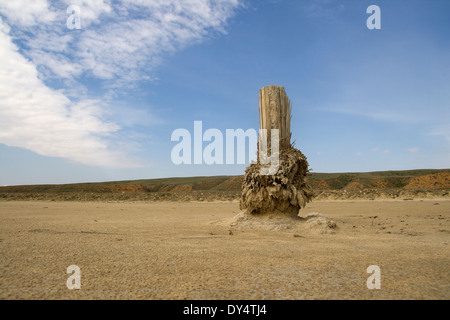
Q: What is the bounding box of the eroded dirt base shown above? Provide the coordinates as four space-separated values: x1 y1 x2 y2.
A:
222 210 337 235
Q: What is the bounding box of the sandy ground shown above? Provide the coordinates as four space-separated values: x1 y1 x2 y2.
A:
0 199 449 300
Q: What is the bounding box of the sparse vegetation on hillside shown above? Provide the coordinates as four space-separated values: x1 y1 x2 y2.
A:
0 169 449 201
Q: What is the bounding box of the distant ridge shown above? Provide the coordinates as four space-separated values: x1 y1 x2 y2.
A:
1 169 449 201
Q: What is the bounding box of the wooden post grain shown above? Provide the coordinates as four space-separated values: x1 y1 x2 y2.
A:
258 85 292 162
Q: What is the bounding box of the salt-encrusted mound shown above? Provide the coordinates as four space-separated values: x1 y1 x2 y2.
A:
226 211 337 234
303 213 337 234
240 147 314 215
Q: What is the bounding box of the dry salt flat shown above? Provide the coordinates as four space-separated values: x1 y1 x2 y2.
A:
0 199 449 300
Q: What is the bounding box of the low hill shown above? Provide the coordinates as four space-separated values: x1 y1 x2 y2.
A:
1 169 449 201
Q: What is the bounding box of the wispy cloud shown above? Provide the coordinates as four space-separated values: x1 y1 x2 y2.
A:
0 0 57 26
318 106 421 124
0 19 134 168
304 0 345 18
1 0 242 84
408 147 420 153
429 125 450 142
0 0 242 167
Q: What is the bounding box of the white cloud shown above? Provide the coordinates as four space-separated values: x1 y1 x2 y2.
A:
0 0 57 26
372 147 390 155
1 0 242 84
408 147 419 153
0 1 242 167
304 0 344 18
320 107 421 124
429 125 450 142
0 17 135 168
63 0 112 27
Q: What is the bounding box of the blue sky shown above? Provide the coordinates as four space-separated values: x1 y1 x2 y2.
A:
0 0 449 185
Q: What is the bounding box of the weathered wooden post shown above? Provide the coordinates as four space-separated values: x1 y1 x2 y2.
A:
258 85 292 156
240 85 313 217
